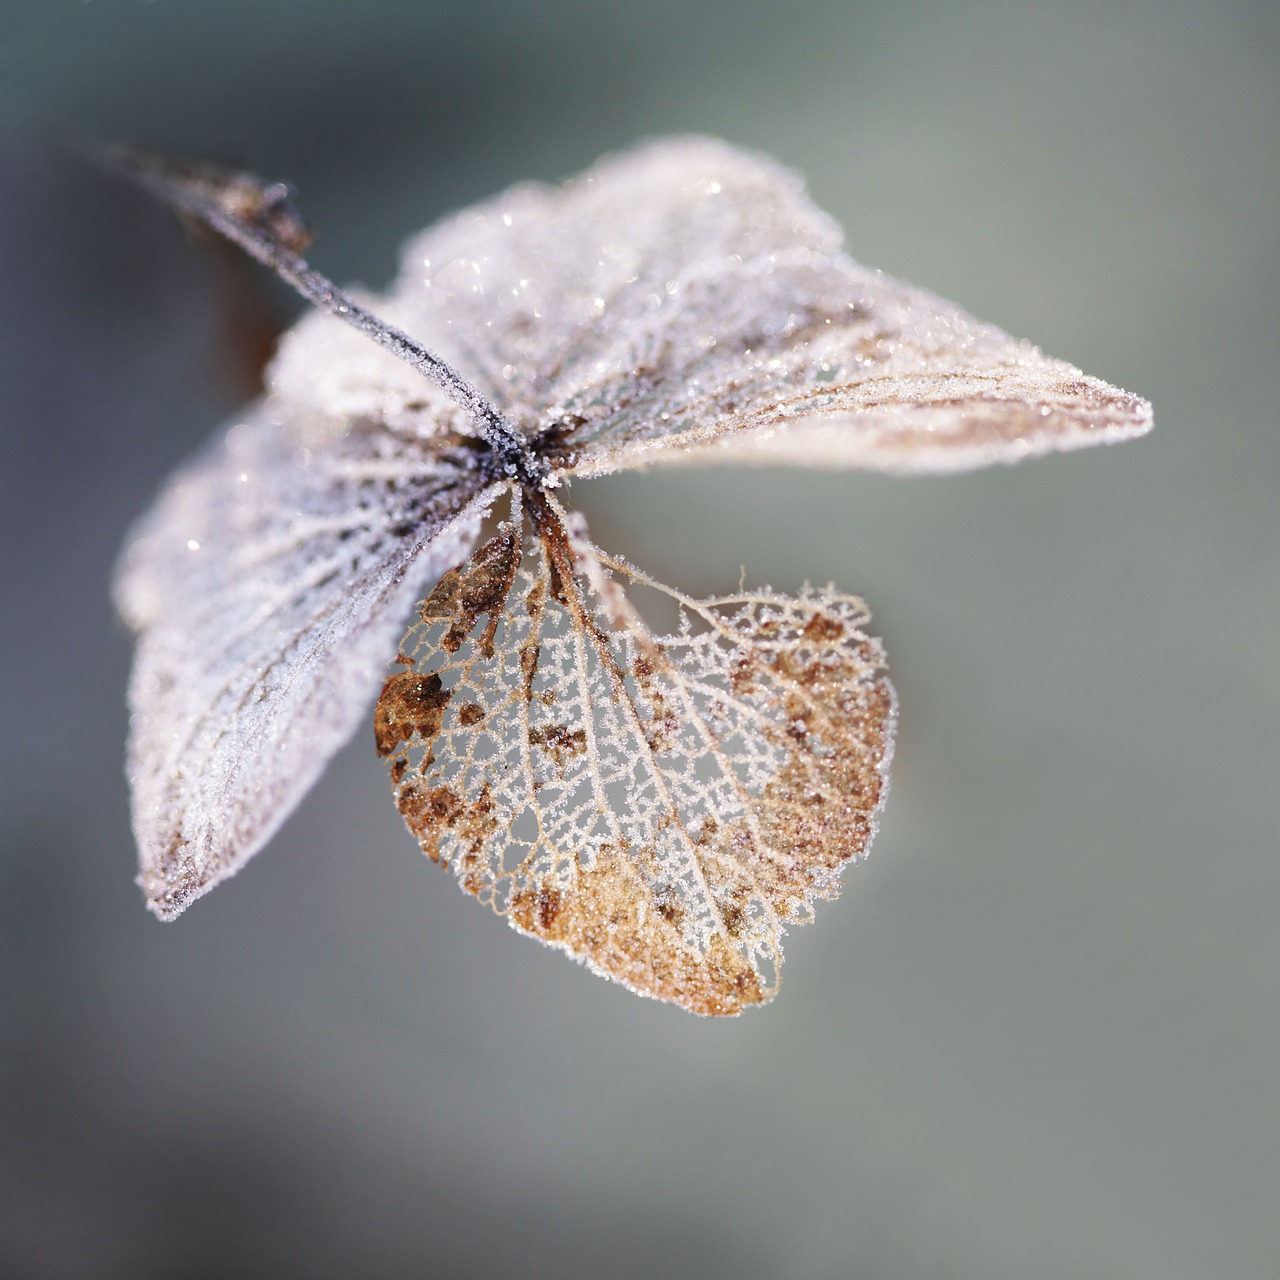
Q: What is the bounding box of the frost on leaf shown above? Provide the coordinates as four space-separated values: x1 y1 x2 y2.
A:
376 497 895 1015
114 390 499 919
113 135 1148 1010
382 136 1151 480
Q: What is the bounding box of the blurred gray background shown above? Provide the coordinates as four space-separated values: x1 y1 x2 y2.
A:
2 1 1277 1276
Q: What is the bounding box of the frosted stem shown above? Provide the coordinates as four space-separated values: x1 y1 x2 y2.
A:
98 146 542 482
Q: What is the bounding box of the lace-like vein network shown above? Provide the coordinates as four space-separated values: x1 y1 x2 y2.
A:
376 499 895 1015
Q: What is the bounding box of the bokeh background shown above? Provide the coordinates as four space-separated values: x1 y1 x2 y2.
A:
2 2 1277 1276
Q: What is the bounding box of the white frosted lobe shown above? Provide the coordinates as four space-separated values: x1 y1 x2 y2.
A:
376 500 894 1015
375 136 1151 477
115 389 498 918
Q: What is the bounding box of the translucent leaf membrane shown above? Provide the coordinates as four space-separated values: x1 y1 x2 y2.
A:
114 387 500 918
377 501 895 1015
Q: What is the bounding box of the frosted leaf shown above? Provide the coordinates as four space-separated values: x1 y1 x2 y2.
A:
111 137 1149 1013
115 391 501 918
373 136 1151 477
376 495 894 1015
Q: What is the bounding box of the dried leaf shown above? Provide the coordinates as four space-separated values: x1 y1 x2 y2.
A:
115 392 501 918
376 494 894 1014
112 136 1150 1010
376 136 1151 477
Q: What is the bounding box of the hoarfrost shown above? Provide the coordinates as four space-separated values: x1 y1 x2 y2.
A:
113 136 1150 1008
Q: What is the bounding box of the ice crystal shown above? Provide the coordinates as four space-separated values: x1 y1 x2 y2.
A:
112 137 1151 1013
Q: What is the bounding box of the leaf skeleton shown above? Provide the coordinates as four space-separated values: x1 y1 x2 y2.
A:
108 138 1151 1015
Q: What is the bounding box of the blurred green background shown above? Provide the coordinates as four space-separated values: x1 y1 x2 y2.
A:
2 2 1277 1276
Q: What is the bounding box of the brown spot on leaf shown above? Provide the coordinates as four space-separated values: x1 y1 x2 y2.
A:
528 723 587 774
533 886 564 930
655 894 685 931
729 649 763 697
519 642 540 703
631 651 680 752
802 612 845 643
397 779 497 871
419 529 520 656
718 897 746 939
458 702 485 727
374 671 451 757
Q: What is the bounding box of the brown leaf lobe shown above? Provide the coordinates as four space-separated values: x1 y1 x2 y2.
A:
380 497 896 1016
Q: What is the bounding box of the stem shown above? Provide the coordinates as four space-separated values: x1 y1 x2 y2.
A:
99 146 544 483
